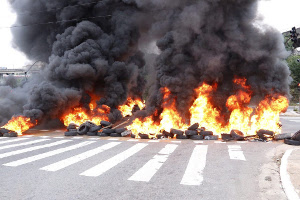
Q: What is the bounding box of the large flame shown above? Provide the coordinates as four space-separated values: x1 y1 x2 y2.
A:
129 77 289 137
118 97 145 117
61 104 110 126
2 116 37 135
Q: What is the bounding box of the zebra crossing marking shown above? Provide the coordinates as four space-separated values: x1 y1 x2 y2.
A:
180 145 208 186
3 141 95 167
0 138 29 145
80 143 148 177
228 145 246 161
0 139 49 150
40 142 121 172
128 144 178 182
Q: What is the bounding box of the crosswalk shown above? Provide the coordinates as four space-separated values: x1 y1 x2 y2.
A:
0 137 252 186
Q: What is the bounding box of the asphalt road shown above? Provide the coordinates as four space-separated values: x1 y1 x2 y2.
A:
0 116 299 200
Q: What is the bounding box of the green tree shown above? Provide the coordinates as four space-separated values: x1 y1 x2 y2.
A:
286 55 300 103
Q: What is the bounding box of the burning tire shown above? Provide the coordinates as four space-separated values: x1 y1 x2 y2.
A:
100 120 111 127
102 129 115 134
200 131 213 136
89 126 101 133
98 132 109 137
67 123 77 130
65 131 78 136
185 130 198 136
221 134 233 141
284 139 300 146
257 129 274 140
190 135 204 140
115 128 127 134
0 128 10 134
176 134 187 139
188 123 199 130
77 124 89 135
110 133 122 137
204 135 218 140
3 132 18 137
139 133 149 139
274 133 292 141
87 132 97 136
291 130 300 141
230 130 244 141
170 129 184 136
163 130 174 138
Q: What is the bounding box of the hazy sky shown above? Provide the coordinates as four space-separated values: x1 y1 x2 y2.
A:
0 0 300 68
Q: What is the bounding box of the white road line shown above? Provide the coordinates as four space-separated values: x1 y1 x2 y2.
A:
180 145 208 186
0 138 29 145
280 149 300 200
128 144 178 182
228 145 246 161
171 141 181 143
148 140 159 143
0 139 49 150
3 141 95 167
41 130 49 132
0 140 71 159
72 137 83 139
39 136 50 138
80 143 148 177
237 141 248 143
193 141 204 144
127 139 138 142
22 135 34 137
0 138 6 140
53 137 64 139
88 138 100 140
40 142 121 172
214 141 226 144
108 138 119 141
290 120 300 123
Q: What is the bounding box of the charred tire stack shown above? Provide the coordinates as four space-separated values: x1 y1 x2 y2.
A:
0 128 18 137
284 130 300 146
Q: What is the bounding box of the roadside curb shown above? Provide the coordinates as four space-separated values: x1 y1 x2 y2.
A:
280 148 300 200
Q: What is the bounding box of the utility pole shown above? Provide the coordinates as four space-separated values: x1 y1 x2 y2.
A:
298 83 300 113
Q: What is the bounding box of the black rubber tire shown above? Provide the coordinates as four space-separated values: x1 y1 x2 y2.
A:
284 139 300 146
257 129 274 137
230 130 244 141
102 129 115 134
3 132 18 137
139 133 149 139
185 130 198 136
67 128 77 132
0 128 10 134
110 133 122 137
89 126 101 132
77 124 89 135
157 134 166 139
291 130 300 141
274 133 292 141
204 135 218 140
64 131 78 136
188 123 199 130
98 132 109 137
221 134 232 141
176 134 188 139
87 132 97 136
200 131 213 136
163 130 174 138
100 120 111 127
170 129 184 135
0 132 3 137
131 134 136 138
115 128 127 134
67 123 77 130
190 135 204 140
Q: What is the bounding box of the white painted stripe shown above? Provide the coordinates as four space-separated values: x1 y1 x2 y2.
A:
0 140 71 159
128 139 138 142
0 138 29 145
72 137 83 139
280 149 300 200
290 120 300 123
228 145 246 161
180 145 208 185
53 137 64 139
171 141 181 143
41 130 49 132
88 138 100 140
80 143 148 177
39 136 50 138
0 139 49 150
148 140 159 143
108 138 119 141
3 141 95 167
22 135 34 137
237 141 248 144
55 130 63 132
214 141 226 144
193 141 203 144
40 142 121 172
0 137 6 140
128 144 178 182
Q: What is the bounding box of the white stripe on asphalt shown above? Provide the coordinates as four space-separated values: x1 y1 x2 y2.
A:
108 138 119 141
228 145 246 161
0 140 71 159
171 141 181 143
290 120 300 123
237 141 248 144
193 141 203 144
0 137 6 140
0 139 49 150
39 136 50 138
0 138 29 145
148 140 159 143
53 137 64 139
22 135 34 137
3 141 95 167
280 149 300 200
180 145 208 186
72 137 83 139
214 141 226 144
80 143 148 177
128 144 178 182
127 139 138 142
40 142 121 172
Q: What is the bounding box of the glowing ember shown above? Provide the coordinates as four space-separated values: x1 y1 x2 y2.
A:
118 98 145 117
2 116 36 135
129 78 289 138
61 104 110 126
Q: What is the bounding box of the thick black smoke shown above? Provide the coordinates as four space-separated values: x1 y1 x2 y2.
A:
1 0 291 126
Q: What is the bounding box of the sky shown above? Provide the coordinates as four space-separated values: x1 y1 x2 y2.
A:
0 0 300 69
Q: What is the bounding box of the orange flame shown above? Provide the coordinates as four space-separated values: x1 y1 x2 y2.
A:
2 116 37 135
61 104 110 126
118 97 145 117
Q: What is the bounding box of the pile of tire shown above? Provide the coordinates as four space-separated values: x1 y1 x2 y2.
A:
0 128 18 137
284 130 300 146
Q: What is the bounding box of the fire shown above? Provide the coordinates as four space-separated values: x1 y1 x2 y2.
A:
129 77 289 138
2 116 36 135
118 97 145 117
61 104 110 126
